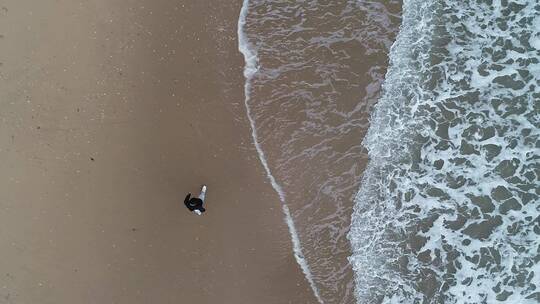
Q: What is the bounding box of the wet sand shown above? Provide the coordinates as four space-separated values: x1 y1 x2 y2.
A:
0 1 317 303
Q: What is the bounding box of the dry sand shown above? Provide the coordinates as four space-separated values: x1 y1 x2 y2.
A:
0 0 318 303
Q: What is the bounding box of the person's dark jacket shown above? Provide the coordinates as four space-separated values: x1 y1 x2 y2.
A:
184 193 205 213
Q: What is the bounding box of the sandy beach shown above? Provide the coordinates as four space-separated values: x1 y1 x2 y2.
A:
0 1 318 303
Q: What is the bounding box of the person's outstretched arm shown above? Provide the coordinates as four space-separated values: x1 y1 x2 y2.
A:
184 193 191 206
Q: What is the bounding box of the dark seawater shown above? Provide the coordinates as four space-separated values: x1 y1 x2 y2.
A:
238 0 401 303
349 0 539 303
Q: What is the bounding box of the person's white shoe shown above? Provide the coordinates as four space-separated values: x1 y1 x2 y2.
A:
202 185 207 192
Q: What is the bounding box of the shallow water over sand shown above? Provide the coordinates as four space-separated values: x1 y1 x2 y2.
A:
239 1 401 302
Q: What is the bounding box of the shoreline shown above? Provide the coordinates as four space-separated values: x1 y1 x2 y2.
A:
237 1 323 302
0 1 318 303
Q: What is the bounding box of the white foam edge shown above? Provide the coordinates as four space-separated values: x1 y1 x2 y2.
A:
237 1 324 303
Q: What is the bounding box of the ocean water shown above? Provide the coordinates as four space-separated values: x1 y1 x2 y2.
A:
349 0 540 303
238 0 400 303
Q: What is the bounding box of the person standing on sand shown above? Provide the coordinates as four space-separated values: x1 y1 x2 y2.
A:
184 185 207 215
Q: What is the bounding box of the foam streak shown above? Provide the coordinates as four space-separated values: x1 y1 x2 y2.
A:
237 1 323 303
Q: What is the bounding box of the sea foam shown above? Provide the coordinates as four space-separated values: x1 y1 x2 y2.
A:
349 0 539 303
